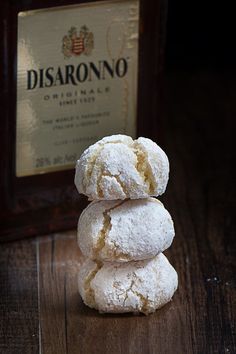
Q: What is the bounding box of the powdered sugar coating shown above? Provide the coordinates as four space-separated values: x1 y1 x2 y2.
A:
78 198 175 262
78 253 178 314
74 134 169 200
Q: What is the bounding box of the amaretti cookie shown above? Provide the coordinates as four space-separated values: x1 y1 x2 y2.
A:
78 197 175 262
78 253 178 315
75 134 169 200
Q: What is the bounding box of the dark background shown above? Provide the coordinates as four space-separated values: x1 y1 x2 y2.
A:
166 1 235 71
162 4 236 352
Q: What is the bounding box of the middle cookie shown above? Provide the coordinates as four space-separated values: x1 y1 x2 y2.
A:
78 197 175 262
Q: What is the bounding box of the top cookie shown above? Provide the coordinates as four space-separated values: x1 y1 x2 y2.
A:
75 135 169 200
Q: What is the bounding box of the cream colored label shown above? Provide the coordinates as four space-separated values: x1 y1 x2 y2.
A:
16 0 139 177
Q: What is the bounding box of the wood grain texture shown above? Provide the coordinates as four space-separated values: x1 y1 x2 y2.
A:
162 72 236 353
0 72 235 354
38 232 185 354
0 240 39 354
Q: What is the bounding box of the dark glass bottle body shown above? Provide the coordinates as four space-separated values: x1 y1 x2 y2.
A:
0 0 167 241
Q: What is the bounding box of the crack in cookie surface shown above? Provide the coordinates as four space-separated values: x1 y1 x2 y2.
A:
132 143 157 195
109 240 132 261
120 273 151 314
83 143 104 193
132 290 152 315
97 170 129 199
84 139 131 196
93 200 126 259
81 137 162 198
84 260 103 307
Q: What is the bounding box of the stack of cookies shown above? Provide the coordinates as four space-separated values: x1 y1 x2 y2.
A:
75 135 178 315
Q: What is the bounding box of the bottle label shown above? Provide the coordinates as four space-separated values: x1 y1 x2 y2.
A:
16 0 139 177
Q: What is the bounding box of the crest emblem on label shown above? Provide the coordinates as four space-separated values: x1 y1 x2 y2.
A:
62 25 94 58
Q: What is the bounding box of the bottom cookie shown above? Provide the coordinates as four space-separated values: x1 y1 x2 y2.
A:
78 253 178 315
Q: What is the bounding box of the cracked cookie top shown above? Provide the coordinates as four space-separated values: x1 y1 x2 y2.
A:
74 134 169 200
77 198 175 262
78 253 178 315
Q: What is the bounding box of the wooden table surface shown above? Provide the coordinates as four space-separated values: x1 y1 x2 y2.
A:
0 72 235 354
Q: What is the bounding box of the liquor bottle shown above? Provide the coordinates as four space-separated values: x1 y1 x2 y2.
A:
0 0 167 241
